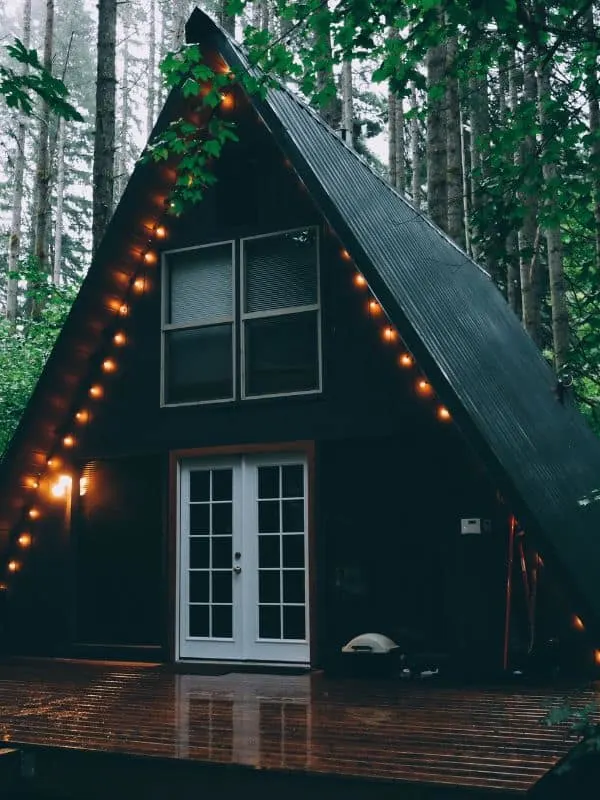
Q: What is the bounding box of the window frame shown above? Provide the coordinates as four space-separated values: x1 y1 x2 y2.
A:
161 239 237 408
160 226 322 407
240 226 322 401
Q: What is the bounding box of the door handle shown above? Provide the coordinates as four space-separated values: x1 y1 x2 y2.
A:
233 565 242 574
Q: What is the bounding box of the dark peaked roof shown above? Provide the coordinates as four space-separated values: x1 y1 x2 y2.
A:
186 9 600 626
0 7 599 635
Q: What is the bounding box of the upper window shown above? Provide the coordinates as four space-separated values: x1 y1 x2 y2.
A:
162 227 321 406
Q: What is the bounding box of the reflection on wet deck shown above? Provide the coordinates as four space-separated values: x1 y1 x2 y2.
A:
0 661 594 795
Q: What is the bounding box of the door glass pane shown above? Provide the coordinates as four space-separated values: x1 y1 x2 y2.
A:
259 570 280 603
258 500 280 533
190 537 210 568
258 466 279 498
212 605 233 638
212 571 233 604
189 604 209 637
190 471 210 501
282 535 304 568
282 465 303 498
190 504 210 535
282 500 303 532
212 504 232 534
283 606 305 640
283 570 305 604
259 535 280 568
190 571 209 603
259 605 281 639
212 469 232 501
212 536 232 569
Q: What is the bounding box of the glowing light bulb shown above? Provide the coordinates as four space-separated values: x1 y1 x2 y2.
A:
340 249 352 261
102 358 117 374
46 456 61 469
75 410 90 424
398 353 414 369
220 92 235 110
51 474 72 499
17 533 32 549
416 379 433 397
143 250 157 265
7 561 19 573
595 649 600 666
118 302 130 317
62 434 75 448
353 273 367 288
113 331 127 346
154 225 167 239
89 384 103 399
573 615 585 631
382 326 397 343
368 299 381 316
133 277 146 293
28 508 40 520
437 406 451 422
25 477 39 490
0 583 8 592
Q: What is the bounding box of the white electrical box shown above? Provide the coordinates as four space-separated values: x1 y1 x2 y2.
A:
461 518 488 535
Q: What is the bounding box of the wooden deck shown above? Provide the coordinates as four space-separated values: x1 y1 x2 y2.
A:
0 660 595 798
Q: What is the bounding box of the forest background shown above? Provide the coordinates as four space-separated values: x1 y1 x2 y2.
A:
2 0 600 454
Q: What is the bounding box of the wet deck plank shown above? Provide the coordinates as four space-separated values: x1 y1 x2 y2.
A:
0 661 594 796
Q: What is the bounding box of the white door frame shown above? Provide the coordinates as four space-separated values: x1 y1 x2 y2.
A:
175 450 311 664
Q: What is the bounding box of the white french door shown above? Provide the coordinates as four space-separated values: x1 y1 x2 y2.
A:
177 453 310 663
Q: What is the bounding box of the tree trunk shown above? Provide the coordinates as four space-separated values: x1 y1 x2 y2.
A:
446 34 464 248
469 73 489 262
519 49 542 345
31 0 54 285
585 6 600 271
341 58 353 146
537 60 569 370
116 6 131 200
146 0 156 139
93 0 117 256
506 49 522 315
426 35 448 231
313 6 339 129
218 0 236 36
410 83 422 209
52 116 66 286
6 0 32 323
459 102 471 256
260 0 269 31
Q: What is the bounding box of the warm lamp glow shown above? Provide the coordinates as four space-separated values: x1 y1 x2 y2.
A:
398 353 414 369
368 299 381 316
75 410 90 424
28 508 40 520
118 302 130 317
154 225 167 239
17 533 32 549
89 384 104 399
79 476 89 497
340 249 352 261
113 331 127 346
0 583 8 592
46 456 61 469
220 92 235 110
382 326 397 343
133 277 146 293
102 358 117 374
573 614 585 631
416 379 433 397
50 474 72 499
353 273 367 288
595 649 600 666
62 434 75 448
437 406 451 422
25 477 39 490
143 250 157 265
7 561 19 574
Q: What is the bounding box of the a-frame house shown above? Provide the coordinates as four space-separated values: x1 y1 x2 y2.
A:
1 7 600 680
